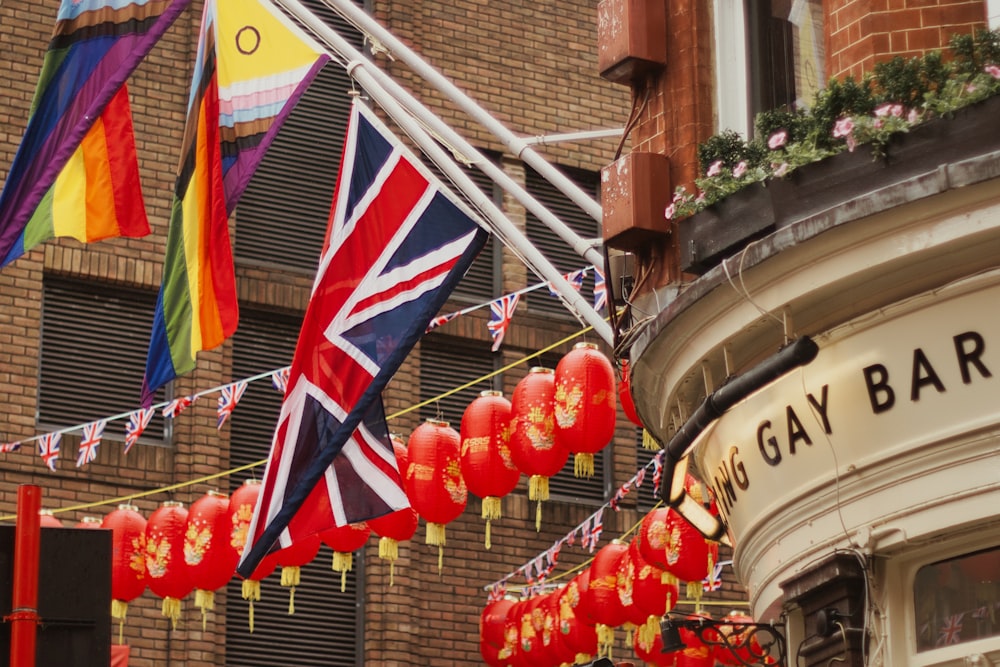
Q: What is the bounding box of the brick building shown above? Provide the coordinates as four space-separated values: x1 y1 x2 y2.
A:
0 0 706 666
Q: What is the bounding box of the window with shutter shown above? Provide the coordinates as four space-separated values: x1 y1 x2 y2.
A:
523 165 600 317
234 0 366 273
225 307 361 667
38 276 166 441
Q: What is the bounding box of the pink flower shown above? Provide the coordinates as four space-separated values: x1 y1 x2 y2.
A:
987 64 1000 79
846 134 857 153
664 203 676 220
907 108 921 124
874 103 892 118
832 116 854 139
695 191 707 204
706 160 723 177
768 130 788 150
732 161 748 178
772 162 790 178
966 83 978 93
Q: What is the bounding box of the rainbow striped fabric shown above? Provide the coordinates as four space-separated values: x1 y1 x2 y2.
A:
0 0 190 266
141 0 329 406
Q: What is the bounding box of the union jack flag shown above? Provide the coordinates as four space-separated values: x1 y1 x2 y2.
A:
238 100 488 578
703 560 724 592
652 450 664 497
547 268 586 296
271 367 290 394
609 481 631 511
583 509 604 553
593 267 607 312
487 293 519 352
0 441 21 453
937 613 964 646
124 407 155 455
487 584 506 603
217 380 248 428
162 395 195 419
425 311 458 333
38 432 61 471
76 419 107 467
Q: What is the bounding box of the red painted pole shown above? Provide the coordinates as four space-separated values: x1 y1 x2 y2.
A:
9 484 41 667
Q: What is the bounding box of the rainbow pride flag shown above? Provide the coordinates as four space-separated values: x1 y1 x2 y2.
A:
141 0 329 405
0 0 190 266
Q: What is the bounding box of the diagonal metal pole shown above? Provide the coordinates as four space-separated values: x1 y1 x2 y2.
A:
318 0 605 225
277 0 614 345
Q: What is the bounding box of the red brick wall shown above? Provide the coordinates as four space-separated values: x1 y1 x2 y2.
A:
826 0 988 80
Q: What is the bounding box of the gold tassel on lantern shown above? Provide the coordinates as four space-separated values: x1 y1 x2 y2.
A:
242 579 261 633
528 475 549 531
481 496 502 550
574 452 595 478
161 597 182 630
332 551 353 593
596 623 615 658
642 429 660 451
281 565 301 615
425 522 447 573
638 616 659 648
194 589 214 631
378 537 399 586
111 600 128 645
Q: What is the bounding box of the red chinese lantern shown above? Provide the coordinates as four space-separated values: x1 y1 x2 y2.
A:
368 506 417 586
628 537 679 651
227 479 277 632
460 390 520 549
580 541 630 653
634 627 677 667
145 500 193 627
556 578 599 664
554 342 617 478
509 367 568 530
75 516 103 528
481 597 517 650
714 611 765 665
39 510 62 527
319 521 371 591
619 358 644 428
102 504 146 641
185 490 238 626
638 507 715 592
404 420 467 571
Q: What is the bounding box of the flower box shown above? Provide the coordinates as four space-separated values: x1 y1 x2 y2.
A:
678 182 775 275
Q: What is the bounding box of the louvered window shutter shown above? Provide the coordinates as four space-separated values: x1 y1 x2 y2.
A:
225 307 362 667
418 334 499 429
38 277 165 441
234 0 365 273
523 166 600 316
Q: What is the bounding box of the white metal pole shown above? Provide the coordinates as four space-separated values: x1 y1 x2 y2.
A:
276 0 614 345
318 0 605 224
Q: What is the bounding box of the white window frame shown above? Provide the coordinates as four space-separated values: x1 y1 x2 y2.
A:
713 0 752 138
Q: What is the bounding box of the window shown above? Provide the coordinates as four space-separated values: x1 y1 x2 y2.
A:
39 277 165 441
234 0 366 272
714 0 825 137
523 165 600 317
913 546 1000 652
225 307 362 667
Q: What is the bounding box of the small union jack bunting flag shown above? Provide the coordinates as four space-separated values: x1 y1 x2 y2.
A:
593 267 607 312
487 584 506 603
271 367 290 394
124 408 155 455
0 441 21 453
425 311 458 333
38 432 61 472
547 268 587 296
584 509 604 553
162 395 195 419
702 560 724 592
634 467 646 488
938 613 964 646
488 293 519 352
217 380 248 429
76 419 107 468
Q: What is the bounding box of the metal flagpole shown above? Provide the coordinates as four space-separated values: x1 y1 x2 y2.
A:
317 0 605 225
281 0 605 272
276 0 614 345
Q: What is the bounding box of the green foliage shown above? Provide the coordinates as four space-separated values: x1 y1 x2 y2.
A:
671 28 1000 221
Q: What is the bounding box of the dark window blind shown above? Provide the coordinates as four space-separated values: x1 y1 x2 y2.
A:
38 277 165 441
225 307 361 667
417 334 499 430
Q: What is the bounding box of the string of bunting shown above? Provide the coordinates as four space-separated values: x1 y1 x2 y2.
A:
1 265 605 472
